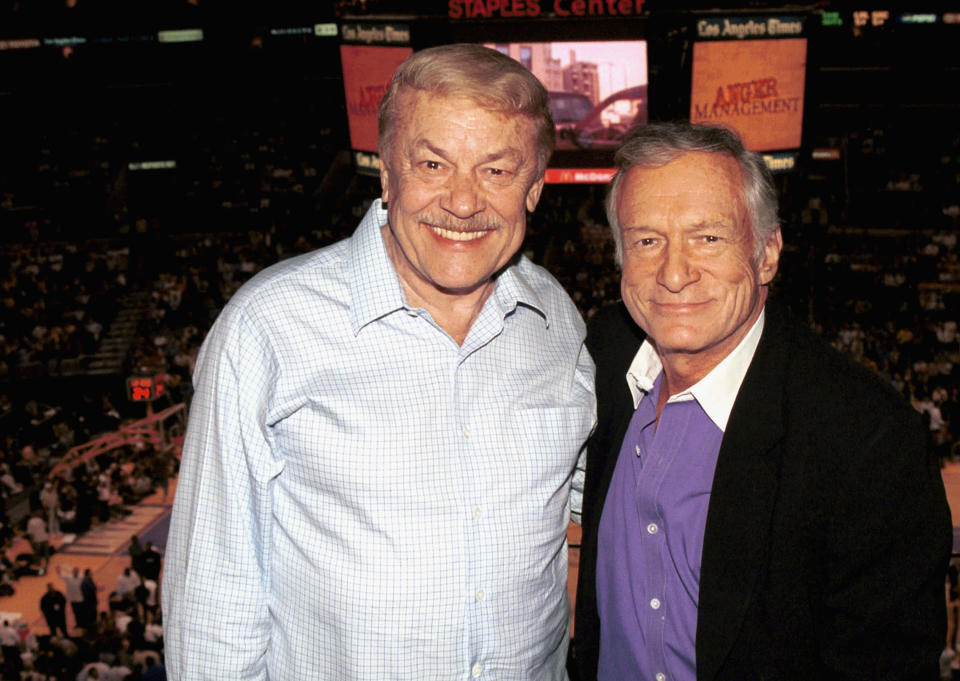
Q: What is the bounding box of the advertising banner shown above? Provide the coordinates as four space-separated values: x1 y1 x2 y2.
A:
340 44 413 153
690 37 806 152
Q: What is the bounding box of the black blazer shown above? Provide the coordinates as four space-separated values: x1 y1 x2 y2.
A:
572 301 952 681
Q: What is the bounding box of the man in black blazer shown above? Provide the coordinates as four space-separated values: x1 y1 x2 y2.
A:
572 122 951 681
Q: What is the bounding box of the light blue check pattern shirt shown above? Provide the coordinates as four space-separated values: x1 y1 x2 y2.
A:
162 200 596 681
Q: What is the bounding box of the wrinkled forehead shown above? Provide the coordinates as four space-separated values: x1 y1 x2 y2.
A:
618 152 749 227
391 90 539 155
394 87 532 129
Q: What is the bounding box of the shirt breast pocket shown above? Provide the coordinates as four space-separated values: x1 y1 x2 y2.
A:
510 405 591 504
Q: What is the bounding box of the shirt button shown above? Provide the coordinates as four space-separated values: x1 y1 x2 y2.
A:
475 588 485 601
650 598 661 610
473 507 483 519
647 523 659 535
406 310 419 317
471 663 483 677
462 428 471 439
635 444 641 456
656 674 666 681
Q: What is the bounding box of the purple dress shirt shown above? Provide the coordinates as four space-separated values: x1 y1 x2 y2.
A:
596 372 724 681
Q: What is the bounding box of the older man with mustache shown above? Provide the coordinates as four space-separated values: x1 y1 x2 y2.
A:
163 44 595 681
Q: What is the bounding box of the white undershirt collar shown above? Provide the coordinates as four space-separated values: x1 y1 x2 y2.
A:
625 308 765 431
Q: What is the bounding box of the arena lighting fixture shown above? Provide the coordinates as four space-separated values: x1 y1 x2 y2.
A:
157 29 204 43
821 11 843 26
897 13 938 24
0 38 41 49
43 36 86 47
128 161 177 171
269 27 314 36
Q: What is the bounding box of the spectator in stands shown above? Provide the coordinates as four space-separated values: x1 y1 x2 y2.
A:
81 568 98 630
57 565 85 631
164 43 593 680
114 568 140 609
126 616 146 653
57 495 79 534
115 636 135 672
129 467 154 502
134 577 159 622
96 472 113 524
0 462 21 495
142 613 163 650
0 618 21 678
138 542 161 583
127 535 145 576
15 443 42 487
40 582 69 637
141 654 165 681
77 658 109 681
41 479 61 536
149 451 175 503
93 610 121 661
47 634 80 677
25 510 50 574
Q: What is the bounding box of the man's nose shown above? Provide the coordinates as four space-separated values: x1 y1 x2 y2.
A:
440 171 484 219
657 242 700 292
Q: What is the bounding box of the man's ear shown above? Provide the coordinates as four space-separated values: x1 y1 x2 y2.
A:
525 176 545 212
758 228 783 285
379 157 390 205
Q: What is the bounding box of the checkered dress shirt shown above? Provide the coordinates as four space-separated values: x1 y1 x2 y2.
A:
163 200 595 680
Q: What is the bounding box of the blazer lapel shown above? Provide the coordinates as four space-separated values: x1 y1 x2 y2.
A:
695 312 788 681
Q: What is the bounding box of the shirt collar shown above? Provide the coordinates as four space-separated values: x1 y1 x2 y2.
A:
625 308 765 431
490 258 550 329
347 199 548 334
348 199 407 334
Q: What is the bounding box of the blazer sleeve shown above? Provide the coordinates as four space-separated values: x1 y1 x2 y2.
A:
817 403 951 681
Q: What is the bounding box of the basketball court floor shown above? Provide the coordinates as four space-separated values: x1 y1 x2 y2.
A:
0 482 175 635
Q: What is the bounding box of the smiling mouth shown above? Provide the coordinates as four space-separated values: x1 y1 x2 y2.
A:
428 224 491 242
653 301 709 312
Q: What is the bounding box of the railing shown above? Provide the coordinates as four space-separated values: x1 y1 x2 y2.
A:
47 402 186 479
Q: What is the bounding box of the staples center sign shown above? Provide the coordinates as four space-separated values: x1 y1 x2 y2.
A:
449 0 643 19
690 37 807 152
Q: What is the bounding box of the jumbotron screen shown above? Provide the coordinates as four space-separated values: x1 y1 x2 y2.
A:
486 40 648 183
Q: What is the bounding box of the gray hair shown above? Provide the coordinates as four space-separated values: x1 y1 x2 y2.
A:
605 121 780 265
377 43 555 174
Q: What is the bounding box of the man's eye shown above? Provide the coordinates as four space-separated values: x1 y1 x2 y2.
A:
702 235 721 243
638 238 657 247
423 160 442 171
487 168 505 176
